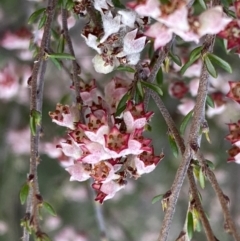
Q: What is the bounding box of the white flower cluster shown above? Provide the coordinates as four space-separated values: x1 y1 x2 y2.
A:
81 0 147 73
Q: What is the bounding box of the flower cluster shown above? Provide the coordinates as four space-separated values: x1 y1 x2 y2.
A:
218 2 240 55
129 0 231 49
79 0 148 74
225 81 240 163
49 77 164 203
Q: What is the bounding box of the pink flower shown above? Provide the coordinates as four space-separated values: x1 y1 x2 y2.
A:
226 81 240 103
198 6 232 37
93 180 125 203
123 101 153 133
178 98 195 116
158 5 189 32
128 0 161 19
227 145 240 164
0 64 19 100
144 22 173 50
49 104 78 129
57 139 82 159
66 163 91 182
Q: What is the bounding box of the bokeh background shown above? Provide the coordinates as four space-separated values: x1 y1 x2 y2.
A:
0 0 240 241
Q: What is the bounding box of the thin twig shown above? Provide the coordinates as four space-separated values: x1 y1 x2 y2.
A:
61 8 84 123
150 91 215 241
143 40 173 110
196 151 240 241
23 0 57 240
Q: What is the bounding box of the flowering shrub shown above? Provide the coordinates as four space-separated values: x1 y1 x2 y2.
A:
1 0 240 240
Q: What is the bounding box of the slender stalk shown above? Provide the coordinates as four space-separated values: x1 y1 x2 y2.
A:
23 1 57 240
61 8 84 123
143 40 173 110
196 151 240 241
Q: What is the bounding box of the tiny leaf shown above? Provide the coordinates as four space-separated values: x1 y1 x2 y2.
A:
38 13 47 29
198 0 207 9
207 53 232 73
112 0 125 8
42 201 57 216
115 65 135 73
189 46 203 61
187 211 194 239
152 194 164 204
180 52 201 75
48 53 75 60
50 57 62 70
180 110 193 135
141 81 163 96
57 35 65 53
136 81 144 99
20 183 30 205
206 95 215 108
199 167 205 189
204 55 217 78
115 92 130 117
169 52 182 66
168 135 179 158
156 67 164 86
28 8 46 24
205 160 215 170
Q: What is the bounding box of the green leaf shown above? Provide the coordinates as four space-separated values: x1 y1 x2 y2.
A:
198 0 207 9
148 41 154 59
180 51 201 75
169 52 182 66
189 46 203 61
156 67 163 85
20 183 30 205
28 8 46 24
204 55 217 78
199 167 205 189
205 160 215 170
115 92 130 117
152 194 164 204
112 0 125 8
115 65 135 73
48 53 75 60
38 13 47 29
141 81 163 96
66 0 74 11
187 211 194 239
50 57 62 70
136 81 144 99
57 36 65 53
60 93 70 104
168 135 179 158
42 201 57 216
30 110 41 136
207 53 232 73
180 110 193 135
206 95 215 108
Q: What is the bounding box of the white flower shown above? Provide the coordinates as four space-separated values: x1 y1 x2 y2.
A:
100 11 122 43
92 54 120 74
81 34 101 54
118 10 137 28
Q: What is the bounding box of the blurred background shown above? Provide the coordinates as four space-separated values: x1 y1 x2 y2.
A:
0 0 240 240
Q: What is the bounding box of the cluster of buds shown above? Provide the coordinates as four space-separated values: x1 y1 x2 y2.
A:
49 77 164 203
225 81 240 163
129 0 232 50
80 0 148 73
